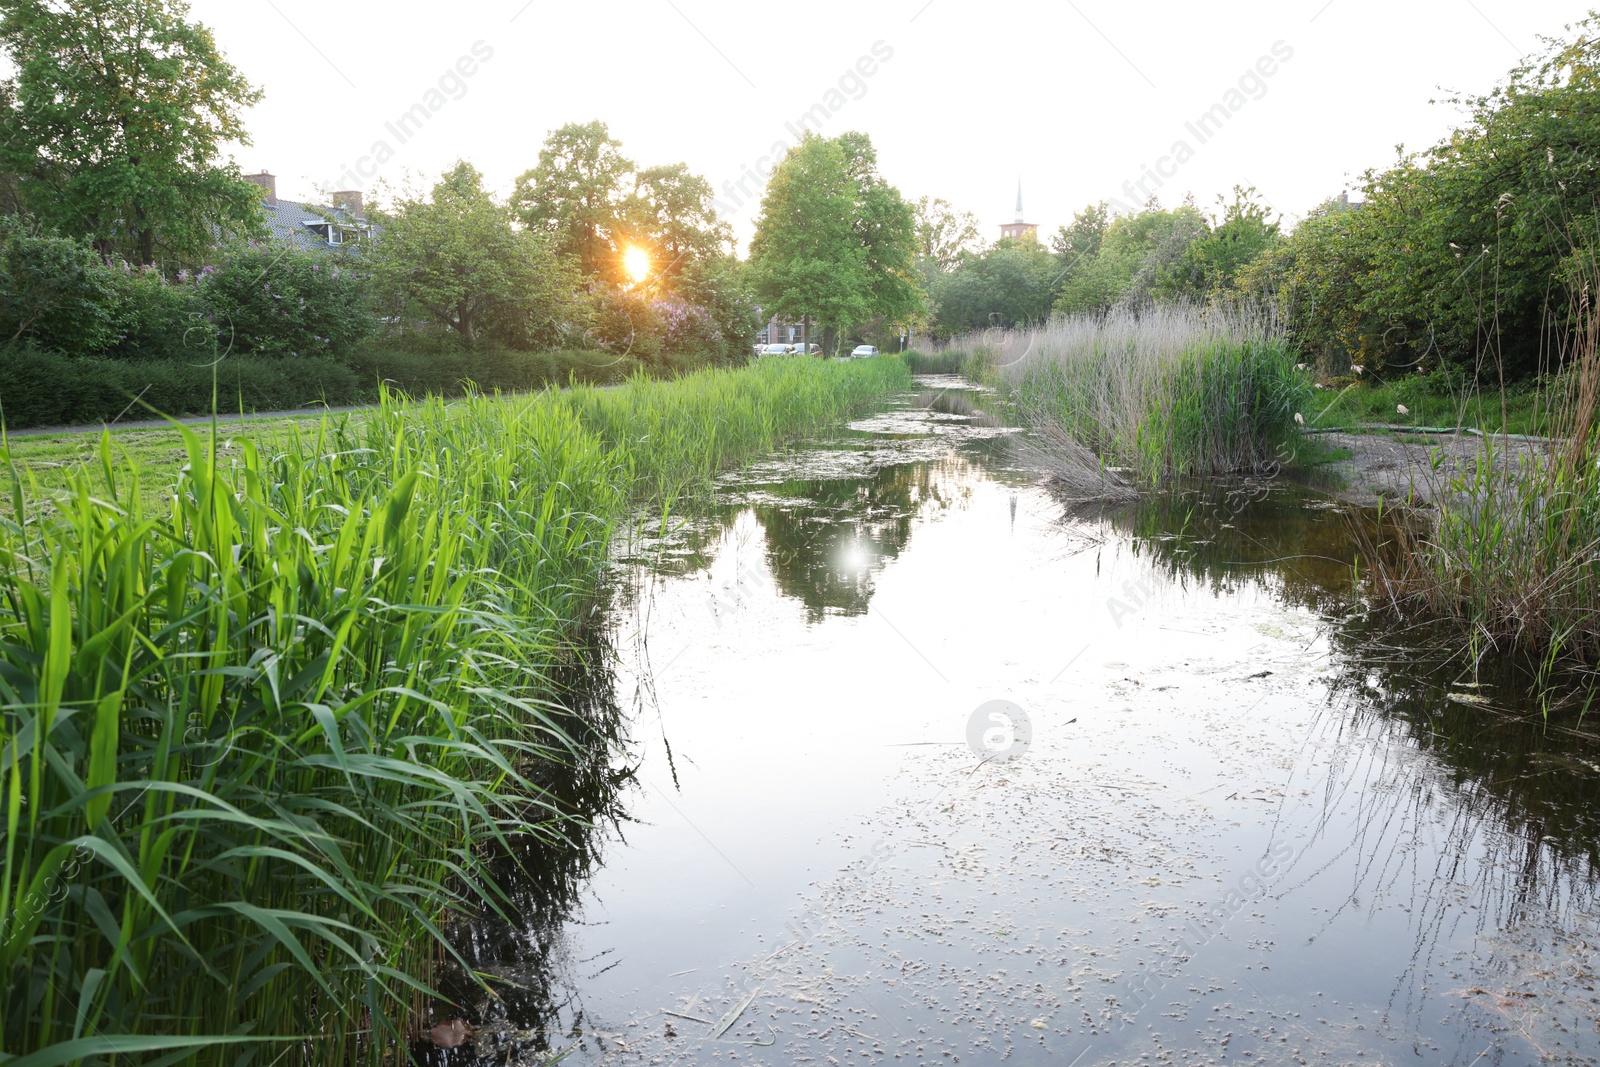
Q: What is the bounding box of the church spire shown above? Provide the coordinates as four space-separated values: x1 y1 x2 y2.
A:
1015 178 1024 221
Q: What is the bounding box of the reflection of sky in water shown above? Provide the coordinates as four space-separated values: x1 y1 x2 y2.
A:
438 381 1600 1067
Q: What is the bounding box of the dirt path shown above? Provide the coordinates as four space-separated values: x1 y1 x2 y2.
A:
1314 429 1548 506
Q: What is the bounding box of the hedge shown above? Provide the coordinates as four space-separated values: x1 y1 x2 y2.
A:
0 345 738 429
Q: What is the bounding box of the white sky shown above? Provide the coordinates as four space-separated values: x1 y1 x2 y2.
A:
189 0 1584 246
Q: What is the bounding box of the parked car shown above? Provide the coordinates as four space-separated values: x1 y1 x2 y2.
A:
850 345 880 359
760 343 792 355
799 343 822 356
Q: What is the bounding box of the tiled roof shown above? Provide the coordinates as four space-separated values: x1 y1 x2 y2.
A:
261 198 368 248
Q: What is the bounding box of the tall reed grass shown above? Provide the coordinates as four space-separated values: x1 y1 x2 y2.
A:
0 356 909 1065
944 307 1307 484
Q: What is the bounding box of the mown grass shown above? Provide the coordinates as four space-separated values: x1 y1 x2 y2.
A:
0 355 910 1065
943 307 1309 485
1304 375 1552 437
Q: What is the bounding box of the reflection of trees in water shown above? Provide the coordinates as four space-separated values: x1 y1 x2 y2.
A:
1100 481 1600 925
750 458 976 621
424 645 636 1065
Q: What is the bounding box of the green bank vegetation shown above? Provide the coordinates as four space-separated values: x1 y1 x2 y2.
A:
946 307 1307 485
0 356 910 1064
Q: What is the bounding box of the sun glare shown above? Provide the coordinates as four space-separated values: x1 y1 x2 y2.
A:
623 246 651 285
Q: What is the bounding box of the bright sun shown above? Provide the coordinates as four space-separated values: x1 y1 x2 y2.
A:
623 246 651 285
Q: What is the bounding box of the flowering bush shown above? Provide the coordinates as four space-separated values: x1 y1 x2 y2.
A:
194 245 376 358
653 295 722 354
584 285 664 361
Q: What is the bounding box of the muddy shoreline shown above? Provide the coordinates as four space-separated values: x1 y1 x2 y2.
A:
1310 429 1546 507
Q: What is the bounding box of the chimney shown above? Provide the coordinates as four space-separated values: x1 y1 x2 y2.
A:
330 190 364 216
244 171 277 205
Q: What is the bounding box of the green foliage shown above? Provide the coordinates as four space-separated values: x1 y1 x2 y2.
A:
674 255 762 362
0 0 264 263
0 344 364 426
0 214 117 351
1246 16 1600 379
913 196 982 273
625 162 734 275
750 131 924 352
928 237 1059 335
0 357 912 1063
951 307 1307 483
582 284 665 361
1176 187 1281 296
369 161 578 348
195 245 376 359
106 265 203 361
512 120 638 282
0 342 760 430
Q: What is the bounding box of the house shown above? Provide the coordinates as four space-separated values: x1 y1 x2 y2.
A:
758 314 813 346
243 172 372 248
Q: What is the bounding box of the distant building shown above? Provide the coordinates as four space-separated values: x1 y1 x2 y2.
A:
1000 179 1038 242
758 314 811 347
243 172 371 248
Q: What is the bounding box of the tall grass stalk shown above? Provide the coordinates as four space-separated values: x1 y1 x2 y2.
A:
0 355 908 1065
945 307 1307 484
1364 284 1600 670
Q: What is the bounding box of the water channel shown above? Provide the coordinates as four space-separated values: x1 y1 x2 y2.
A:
436 376 1600 1066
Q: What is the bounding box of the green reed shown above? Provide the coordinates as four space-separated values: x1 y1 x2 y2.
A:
0 356 908 1065
944 307 1307 484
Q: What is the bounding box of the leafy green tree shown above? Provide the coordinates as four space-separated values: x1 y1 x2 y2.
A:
1051 202 1110 267
750 132 923 352
913 196 982 272
371 162 577 348
625 163 732 278
837 132 925 330
1175 186 1281 297
197 245 375 359
1246 16 1600 378
511 120 635 281
1052 203 1209 314
0 0 263 264
929 237 1059 335
749 134 871 351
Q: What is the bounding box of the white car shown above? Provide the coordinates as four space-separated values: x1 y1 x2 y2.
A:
761 343 792 356
850 345 880 359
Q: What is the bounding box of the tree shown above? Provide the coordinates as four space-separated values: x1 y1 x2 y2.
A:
750 132 923 352
624 163 732 279
913 196 981 272
929 237 1059 335
1052 202 1209 315
1175 186 1280 297
749 134 872 351
0 0 264 264
1051 202 1110 266
511 120 635 281
836 132 925 330
370 162 577 347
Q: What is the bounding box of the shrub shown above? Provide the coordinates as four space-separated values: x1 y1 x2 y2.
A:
106 265 203 361
0 345 363 427
0 214 119 354
196 244 376 358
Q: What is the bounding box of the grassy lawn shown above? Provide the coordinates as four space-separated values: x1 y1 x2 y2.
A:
4 413 358 500
1302 378 1554 436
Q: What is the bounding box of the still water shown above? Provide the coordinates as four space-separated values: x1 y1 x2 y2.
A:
442 377 1600 1066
